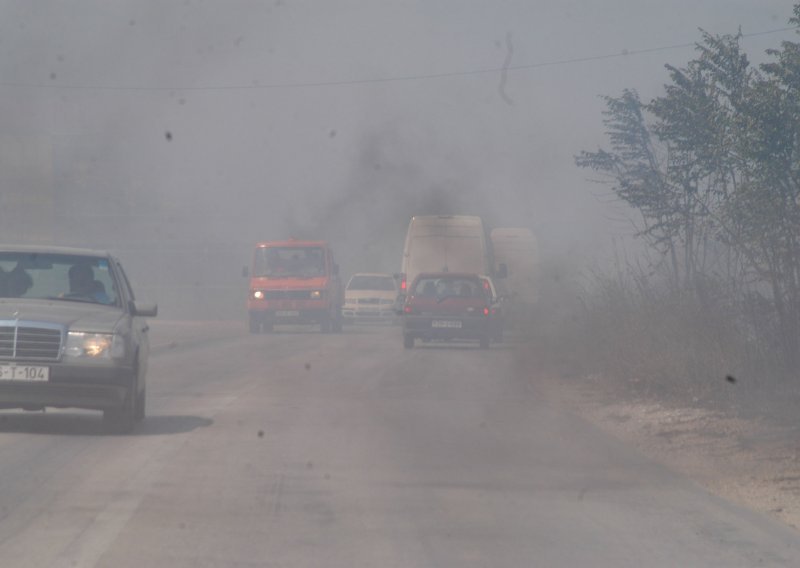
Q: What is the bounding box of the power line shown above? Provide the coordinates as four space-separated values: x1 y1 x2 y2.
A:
0 25 796 92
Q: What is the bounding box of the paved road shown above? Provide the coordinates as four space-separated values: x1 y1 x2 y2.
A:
0 321 799 567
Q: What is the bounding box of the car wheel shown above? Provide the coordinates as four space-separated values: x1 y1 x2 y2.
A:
320 316 331 333
248 314 261 334
104 385 137 435
262 320 273 333
479 335 490 349
332 314 343 333
135 386 146 421
404 334 414 349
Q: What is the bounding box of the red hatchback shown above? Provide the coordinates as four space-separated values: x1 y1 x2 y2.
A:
401 273 492 349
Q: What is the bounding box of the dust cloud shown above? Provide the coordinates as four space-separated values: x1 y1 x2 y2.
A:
0 1 791 319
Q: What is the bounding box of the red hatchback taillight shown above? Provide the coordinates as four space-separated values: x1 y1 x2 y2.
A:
483 307 490 316
404 305 413 314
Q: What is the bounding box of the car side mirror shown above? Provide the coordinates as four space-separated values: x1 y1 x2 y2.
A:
242 266 249 278
131 301 158 317
496 263 508 279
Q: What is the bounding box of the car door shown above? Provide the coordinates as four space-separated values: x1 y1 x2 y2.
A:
114 259 150 375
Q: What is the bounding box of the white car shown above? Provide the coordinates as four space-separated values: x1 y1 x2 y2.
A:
342 273 398 323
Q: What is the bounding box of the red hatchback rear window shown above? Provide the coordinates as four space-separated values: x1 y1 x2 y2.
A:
411 276 487 300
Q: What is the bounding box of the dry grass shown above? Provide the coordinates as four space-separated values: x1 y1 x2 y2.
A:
527 264 789 409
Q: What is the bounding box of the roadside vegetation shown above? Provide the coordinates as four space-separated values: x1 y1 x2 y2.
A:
556 5 800 405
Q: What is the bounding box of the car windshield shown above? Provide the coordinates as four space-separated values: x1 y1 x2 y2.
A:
347 275 395 291
0 252 118 306
253 247 325 277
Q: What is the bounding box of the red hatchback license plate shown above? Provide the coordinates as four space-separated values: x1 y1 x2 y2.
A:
431 320 462 329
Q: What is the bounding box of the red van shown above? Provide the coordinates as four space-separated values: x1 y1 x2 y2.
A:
245 240 344 333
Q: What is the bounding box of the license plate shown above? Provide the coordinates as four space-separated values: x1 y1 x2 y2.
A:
0 364 49 381
432 320 462 329
275 310 300 317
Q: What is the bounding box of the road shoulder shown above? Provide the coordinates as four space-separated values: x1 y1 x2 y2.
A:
524 355 800 531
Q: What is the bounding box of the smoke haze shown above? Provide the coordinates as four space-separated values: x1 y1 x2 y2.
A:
0 1 793 315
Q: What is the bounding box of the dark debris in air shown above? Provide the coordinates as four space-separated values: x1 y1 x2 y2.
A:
257 430 264 438
305 363 311 371
165 131 173 141
726 375 737 384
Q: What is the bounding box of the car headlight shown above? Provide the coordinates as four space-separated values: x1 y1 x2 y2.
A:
310 290 322 300
252 290 265 300
64 332 125 359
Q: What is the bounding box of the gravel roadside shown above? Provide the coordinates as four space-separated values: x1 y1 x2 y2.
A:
520 349 800 531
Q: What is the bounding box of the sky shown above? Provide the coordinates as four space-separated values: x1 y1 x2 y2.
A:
0 1 795 299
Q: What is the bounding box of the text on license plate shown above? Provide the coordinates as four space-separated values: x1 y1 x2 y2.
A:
0 365 49 381
275 310 300 317
432 320 462 328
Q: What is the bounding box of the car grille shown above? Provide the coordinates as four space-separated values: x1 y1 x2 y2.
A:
357 298 380 305
0 322 63 361
263 290 314 300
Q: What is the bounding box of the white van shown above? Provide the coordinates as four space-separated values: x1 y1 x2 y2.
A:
399 215 491 294
489 228 539 305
